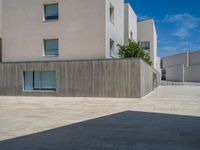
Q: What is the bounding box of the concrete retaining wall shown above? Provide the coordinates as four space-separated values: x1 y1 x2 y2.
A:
140 59 160 97
0 58 159 98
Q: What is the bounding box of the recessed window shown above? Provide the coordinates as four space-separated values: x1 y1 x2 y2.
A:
110 39 115 57
110 3 114 23
24 71 56 91
44 39 59 56
130 31 133 40
44 3 58 21
141 41 150 50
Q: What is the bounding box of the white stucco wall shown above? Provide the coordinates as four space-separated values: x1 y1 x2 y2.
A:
105 0 124 58
137 19 157 68
2 0 106 62
124 3 137 43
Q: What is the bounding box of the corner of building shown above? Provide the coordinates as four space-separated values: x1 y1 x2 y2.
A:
137 19 157 69
105 0 125 59
124 2 137 43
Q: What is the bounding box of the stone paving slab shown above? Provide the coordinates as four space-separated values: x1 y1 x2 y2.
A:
0 86 200 150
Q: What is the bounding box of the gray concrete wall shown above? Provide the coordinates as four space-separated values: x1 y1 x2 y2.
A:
162 52 187 68
185 65 200 82
0 58 159 98
189 50 200 66
165 64 200 82
162 50 200 82
140 59 160 97
163 50 200 68
165 65 184 82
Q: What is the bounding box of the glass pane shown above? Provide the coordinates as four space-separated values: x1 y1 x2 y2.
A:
24 72 33 90
40 72 56 90
45 4 58 19
141 42 150 50
45 39 58 56
34 72 41 89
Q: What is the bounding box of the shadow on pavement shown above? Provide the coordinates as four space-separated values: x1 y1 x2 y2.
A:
0 111 200 150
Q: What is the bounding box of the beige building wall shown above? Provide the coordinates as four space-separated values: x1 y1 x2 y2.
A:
185 65 200 82
165 65 184 82
137 19 157 68
1 0 157 64
2 0 106 62
162 52 187 68
189 50 200 65
124 3 137 43
162 50 200 82
105 0 124 58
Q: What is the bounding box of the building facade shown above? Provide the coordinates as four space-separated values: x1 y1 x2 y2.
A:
0 0 159 97
124 3 137 43
161 50 200 82
137 19 158 69
0 0 157 65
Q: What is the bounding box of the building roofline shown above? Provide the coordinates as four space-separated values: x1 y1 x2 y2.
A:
137 18 154 23
162 49 200 59
124 2 137 17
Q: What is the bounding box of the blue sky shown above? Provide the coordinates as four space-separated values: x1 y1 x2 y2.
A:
126 0 200 57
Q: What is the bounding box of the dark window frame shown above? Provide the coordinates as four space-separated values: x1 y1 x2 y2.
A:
44 39 59 56
130 31 133 40
23 71 56 91
110 3 114 24
110 39 115 57
44 3 59 21
141 41 150 50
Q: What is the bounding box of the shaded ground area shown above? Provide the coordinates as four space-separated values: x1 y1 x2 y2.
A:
0 86 200 150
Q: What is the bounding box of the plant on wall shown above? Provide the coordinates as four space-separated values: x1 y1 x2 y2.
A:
118 40 153 65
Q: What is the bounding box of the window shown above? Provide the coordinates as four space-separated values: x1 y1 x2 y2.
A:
24 71 56 91
130 31 133 40
44 3 58 21
141 41 150 50
110 39 115 57
110 3 114 23
44 39 59 56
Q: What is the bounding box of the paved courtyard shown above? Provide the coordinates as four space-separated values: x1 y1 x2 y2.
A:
0 86 200 150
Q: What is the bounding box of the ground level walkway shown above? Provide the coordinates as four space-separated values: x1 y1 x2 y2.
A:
0 86 200 150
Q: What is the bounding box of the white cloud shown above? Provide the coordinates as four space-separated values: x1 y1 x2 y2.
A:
163 13 199 38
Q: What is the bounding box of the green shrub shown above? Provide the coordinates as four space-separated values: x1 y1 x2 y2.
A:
118 40 153 65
